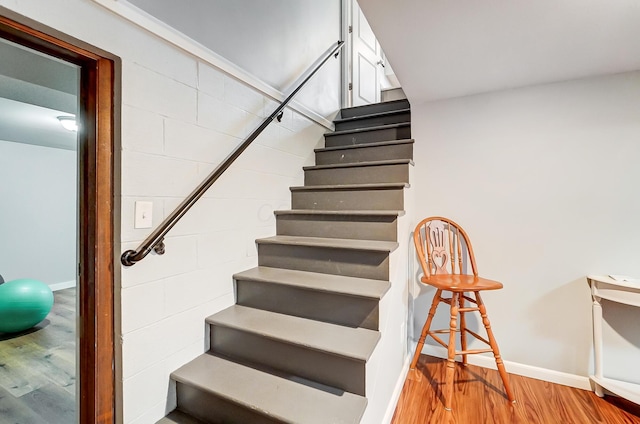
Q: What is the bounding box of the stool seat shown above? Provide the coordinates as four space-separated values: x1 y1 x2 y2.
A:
422 274 503 291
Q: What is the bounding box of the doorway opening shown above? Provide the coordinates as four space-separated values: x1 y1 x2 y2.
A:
0 15 115 423
343 0 406 107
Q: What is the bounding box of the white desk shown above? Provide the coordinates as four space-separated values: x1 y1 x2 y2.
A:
587 275 640 405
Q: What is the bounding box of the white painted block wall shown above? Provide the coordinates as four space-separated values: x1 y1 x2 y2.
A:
0 1 337 422
126 0 342 118
411 71 640 386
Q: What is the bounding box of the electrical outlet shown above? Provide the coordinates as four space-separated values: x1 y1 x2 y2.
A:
134 201 153 229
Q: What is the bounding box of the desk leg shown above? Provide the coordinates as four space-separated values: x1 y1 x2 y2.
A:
593 296 604 397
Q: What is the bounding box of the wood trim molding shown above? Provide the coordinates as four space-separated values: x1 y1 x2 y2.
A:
78 55 115 424
0 16 116 424
0 16 100 58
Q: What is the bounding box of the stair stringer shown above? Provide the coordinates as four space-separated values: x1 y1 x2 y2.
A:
361 166 415 424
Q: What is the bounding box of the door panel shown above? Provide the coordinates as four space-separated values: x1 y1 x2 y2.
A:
351 0 382 106
357 54 377 104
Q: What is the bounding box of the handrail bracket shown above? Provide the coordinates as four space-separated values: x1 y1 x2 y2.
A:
153 239 166 255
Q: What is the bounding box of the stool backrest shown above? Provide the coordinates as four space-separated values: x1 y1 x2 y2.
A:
413 217 478 278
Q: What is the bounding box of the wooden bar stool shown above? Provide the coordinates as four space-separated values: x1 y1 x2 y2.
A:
411 216 515 411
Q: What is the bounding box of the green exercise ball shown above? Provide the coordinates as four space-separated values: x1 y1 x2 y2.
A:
0 278 54 333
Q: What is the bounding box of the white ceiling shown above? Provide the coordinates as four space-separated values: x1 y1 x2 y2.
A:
358 0 640 104
0 97 77 151
0 37 78 151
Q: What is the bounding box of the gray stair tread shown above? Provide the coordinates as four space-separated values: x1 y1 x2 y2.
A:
303 159 413 171
207 305 380 361
157 410 207 424
290 182 409 191
234 266 390 299
274 209 404 217
326 122 410 137
315 139 414 153
172 353 367 424
256 235 398 252
340 99 410 117
334 107 410 124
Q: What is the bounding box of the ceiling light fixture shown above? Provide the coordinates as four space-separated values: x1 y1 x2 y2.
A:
57 116 78 132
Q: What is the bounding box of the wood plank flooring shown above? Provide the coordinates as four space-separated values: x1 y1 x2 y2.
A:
0 288 76 424
392 355 640 424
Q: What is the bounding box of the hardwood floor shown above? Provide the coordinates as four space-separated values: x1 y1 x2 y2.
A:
0 288 76 424
392 355 640 424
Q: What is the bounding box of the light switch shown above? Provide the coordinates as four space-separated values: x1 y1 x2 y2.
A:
134 201 153 229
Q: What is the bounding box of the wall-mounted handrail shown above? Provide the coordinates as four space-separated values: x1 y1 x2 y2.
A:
121 40 344 266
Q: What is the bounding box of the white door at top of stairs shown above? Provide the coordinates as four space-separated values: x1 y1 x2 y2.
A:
350 0 383 106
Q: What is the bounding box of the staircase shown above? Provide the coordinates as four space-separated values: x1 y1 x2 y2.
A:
159 99 413 424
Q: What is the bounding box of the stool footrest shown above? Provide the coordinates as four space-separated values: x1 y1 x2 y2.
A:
428 332 449 349
466 328 490 346
457 348 493 355
458 307 480 312
432 329 459 334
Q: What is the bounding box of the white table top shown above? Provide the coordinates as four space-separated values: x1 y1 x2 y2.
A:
588 275 640 291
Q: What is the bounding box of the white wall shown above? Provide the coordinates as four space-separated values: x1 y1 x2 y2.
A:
362 172 415 424
0 1 331 423
126 0 342 117
411 71 640 383
0 140 76 287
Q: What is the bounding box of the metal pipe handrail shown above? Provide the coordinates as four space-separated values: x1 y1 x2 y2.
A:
122 40 344 266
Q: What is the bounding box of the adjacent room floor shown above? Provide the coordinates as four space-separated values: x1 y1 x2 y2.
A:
392 354 640 424
0 288 76 424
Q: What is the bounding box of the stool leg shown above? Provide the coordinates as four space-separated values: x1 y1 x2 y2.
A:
459 292 468 366
475 291 515 403
411 289 442 370
444 292 459 411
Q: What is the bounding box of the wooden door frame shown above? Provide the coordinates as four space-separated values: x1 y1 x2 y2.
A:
0 16 116 424
340 0 352 108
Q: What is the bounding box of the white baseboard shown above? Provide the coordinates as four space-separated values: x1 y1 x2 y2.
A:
420 344 591 391
49 280 76 292
381 355 412 424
